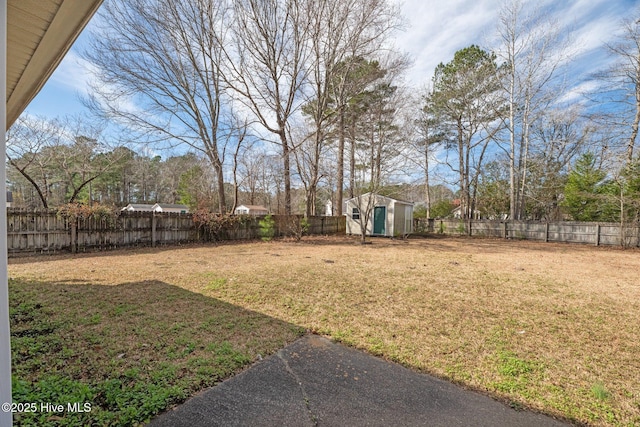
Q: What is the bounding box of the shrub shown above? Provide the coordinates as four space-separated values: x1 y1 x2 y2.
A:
258 215 276 241
192 210 249 241
57 203 118 226
287 216 310 241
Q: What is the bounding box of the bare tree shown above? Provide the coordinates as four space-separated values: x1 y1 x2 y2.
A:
6 116 61 208
496 0 572 220
350 75 407 242
84 0 232 213
227 116 250 214
407 87 446 218
301 0 402 216
595 11 640 165
221 0 313 215
526 105 591 219
7 115 121 208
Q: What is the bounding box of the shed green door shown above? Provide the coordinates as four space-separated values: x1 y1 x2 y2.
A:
373 206 386 235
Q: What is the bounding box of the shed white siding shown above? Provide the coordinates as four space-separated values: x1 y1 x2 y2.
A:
345 193 413 237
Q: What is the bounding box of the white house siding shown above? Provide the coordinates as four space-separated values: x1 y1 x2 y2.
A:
234 205 268 215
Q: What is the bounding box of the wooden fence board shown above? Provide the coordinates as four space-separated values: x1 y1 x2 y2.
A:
6 210 346 255
418 218 640 247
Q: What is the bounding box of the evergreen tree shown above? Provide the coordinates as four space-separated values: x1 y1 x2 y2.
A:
562 153 613 221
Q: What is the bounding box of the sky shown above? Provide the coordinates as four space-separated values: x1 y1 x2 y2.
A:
394 0 637 86
23 0 640 120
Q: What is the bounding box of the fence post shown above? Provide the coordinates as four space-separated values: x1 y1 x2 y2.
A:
595 223 600 247
503 221 508 239
70 218 77 254
545 222 549 243
152 213 157 247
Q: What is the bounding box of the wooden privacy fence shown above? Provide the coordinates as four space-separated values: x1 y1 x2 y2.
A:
6 209 346 256
415 218 640 247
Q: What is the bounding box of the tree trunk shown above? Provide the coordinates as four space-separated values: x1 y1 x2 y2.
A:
349 133 356 199
509 76 516 221
336 108 345 216
281 133 292 215
458 120 467 219
628 88 640 164
424 143 431 218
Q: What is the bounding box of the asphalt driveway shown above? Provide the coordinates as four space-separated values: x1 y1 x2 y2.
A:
149 334 569 426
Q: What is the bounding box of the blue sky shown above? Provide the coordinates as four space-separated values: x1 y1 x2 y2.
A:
24 0 640 120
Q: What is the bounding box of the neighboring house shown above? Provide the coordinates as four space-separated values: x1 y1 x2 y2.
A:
324 199 348 216
153 203 189 214
452 206 482 220
6 191 12 208
450 199 482 220
121 203 155 212
345 193 414 237
234 205 268 215
325 200 333 216
121 203 189 213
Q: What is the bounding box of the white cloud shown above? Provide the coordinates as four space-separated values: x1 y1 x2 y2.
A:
48 50 97 97
393 0 501 85
27 0 640 124
391 0 635 88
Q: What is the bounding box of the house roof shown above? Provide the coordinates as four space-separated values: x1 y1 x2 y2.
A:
121 203 154 211
236 205 268 211
6 0 104 129
155 204 188 210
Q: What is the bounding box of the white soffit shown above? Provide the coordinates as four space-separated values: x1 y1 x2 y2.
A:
6 0 103 129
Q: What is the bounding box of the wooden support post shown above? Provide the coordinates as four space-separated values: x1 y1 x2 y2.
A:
0 1 13 421
545 222 549 243
503 221 508 239
152 213 157 247
70 218 77 254
595 223 601 247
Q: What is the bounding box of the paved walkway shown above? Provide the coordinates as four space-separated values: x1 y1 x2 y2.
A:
149 335 569 426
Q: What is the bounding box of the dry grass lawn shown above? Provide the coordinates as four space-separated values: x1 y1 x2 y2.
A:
9 235 640 426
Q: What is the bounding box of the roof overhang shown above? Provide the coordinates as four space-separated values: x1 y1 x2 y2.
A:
6 0 103 129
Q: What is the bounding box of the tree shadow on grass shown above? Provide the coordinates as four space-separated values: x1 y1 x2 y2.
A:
9 279 305 426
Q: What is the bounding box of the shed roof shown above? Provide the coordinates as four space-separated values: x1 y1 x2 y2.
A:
346 192 414 205
236 205 268 210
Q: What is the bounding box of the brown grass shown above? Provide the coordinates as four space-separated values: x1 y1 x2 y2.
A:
9 235 640 426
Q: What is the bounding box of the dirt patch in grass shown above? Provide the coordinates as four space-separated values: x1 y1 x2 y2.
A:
9 235 640 426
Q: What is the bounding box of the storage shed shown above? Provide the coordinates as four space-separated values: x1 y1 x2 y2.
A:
345 193 413 237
